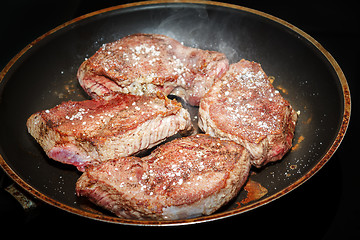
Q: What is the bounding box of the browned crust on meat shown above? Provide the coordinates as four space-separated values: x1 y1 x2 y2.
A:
77 33 229 106
199 59 297 167
28 94 181 141
76 134 251 220
201 60 293 143
26 93 192 170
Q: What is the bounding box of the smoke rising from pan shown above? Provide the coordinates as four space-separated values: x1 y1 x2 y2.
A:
145 5 242 63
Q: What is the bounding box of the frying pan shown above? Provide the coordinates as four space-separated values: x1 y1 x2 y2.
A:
0 1 351 225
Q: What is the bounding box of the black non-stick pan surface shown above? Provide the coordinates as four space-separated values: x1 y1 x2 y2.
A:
0 1 350 225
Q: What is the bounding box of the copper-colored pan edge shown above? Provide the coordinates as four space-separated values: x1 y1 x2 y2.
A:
0 0 351 226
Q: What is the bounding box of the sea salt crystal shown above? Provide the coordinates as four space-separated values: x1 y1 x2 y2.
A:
198 162 205 171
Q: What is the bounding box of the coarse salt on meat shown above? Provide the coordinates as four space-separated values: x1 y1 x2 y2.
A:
26 93 193 171
199 59 297 167
77 33 229 106
76 134 251 220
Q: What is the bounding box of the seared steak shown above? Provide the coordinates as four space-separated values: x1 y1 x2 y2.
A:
77 33 229 106
76 134 250 220
27 93 192 171
199 59 297 167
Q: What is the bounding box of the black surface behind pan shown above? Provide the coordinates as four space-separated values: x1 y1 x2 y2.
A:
0 1 350 225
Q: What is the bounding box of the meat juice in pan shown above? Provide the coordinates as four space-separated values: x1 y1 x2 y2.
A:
26 34 298 220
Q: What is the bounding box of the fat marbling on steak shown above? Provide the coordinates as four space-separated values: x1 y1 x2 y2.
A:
76 134 250 220
77 33 229 106
27 93 192 171
199 59 297 167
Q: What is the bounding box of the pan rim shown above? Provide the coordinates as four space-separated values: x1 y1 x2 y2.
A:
0 0 351 226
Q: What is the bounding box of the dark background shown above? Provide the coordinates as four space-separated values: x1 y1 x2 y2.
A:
0 0 358 238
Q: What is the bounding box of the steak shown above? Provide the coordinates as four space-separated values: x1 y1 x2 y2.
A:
77 33 229 106
76 134 251 220
27 93 192 171
199 59 297 167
